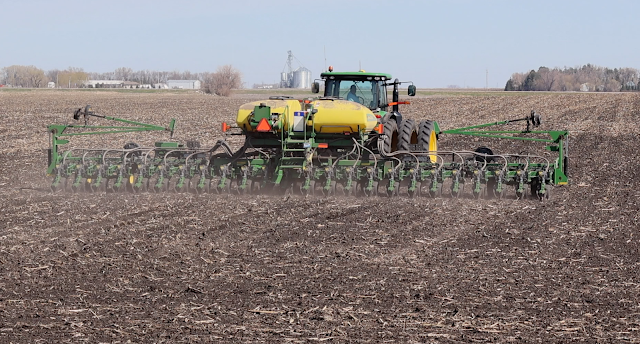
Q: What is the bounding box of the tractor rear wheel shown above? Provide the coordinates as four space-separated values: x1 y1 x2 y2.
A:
397 119 417 152
417 120 438 163
381 119 399 154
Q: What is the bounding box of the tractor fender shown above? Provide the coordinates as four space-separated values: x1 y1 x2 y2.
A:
381 111 403 126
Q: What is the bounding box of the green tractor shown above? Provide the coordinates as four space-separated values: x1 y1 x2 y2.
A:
47 68 568 199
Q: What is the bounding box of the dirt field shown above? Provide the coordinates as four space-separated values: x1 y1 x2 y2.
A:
1 90 639 343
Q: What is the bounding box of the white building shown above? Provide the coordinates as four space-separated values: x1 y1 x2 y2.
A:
167 80 201 89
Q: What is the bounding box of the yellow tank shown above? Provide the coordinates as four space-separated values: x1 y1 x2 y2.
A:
236 98 377 134
311 99 378 134
236 99 302 132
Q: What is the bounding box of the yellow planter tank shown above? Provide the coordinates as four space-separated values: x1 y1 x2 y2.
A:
236 99 302 132
311 100 378 134
236 98 377 135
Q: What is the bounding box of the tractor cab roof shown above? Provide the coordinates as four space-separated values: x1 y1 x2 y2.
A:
320 71 392 81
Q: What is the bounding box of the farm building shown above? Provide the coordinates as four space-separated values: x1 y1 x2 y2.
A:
85 80 125 88
122 81 140 89
167 80 201 89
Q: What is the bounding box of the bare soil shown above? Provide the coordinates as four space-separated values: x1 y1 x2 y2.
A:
1 90 639 343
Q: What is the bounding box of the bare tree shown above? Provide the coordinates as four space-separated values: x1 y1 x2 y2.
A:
535 67 558 91
604 78 621 92
168 70 182 80
619 67 637 89
27 66 47 87
114 67 133 81
203 65 243 96
1 65 47 87
506 64 640 92
58 67 88 88
2 65 20 86
509 72 525 90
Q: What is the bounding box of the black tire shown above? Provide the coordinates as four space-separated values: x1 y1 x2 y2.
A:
381 119 399 154
397 119 417 152
474 146 494 163
417 120 438 162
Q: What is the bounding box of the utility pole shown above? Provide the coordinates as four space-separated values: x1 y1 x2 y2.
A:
486 69 488 90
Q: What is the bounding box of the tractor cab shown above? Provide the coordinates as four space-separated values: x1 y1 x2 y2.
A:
312 68 416 113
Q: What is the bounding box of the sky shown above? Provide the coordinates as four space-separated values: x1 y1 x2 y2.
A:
2 0 639 88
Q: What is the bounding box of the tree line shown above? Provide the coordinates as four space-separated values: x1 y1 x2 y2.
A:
505 65 640 92
0 65 242 96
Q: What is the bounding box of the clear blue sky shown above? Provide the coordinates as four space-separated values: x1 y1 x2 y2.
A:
2 0 638 88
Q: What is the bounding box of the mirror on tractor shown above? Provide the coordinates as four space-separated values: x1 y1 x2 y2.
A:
311 82 320 94
408 85 416 96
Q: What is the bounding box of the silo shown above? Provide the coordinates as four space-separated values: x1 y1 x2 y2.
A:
292 67 312 89
280 72 290 88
